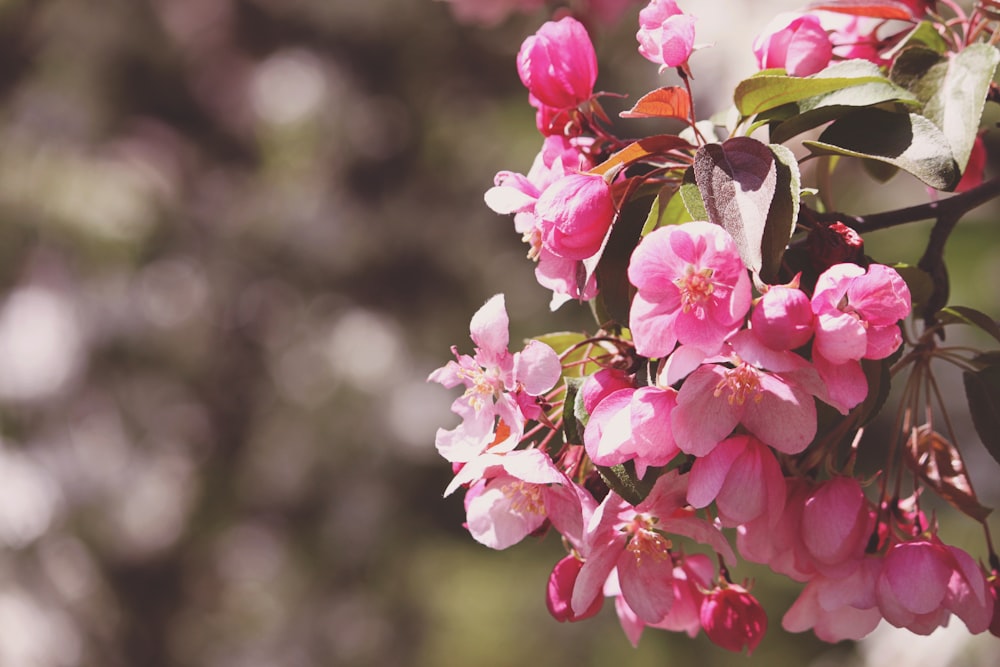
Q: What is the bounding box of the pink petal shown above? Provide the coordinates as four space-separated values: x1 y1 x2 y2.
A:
618 547 676 623
513 339 561 395
469 294 509 359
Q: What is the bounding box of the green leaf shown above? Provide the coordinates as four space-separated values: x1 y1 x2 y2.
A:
963 356 1000 468
693 137 777 276
760 144 801 284
895 20 949 54
678 167 707 221
937 306 1000 344
734 59 899 118
890 43 1000 174
562 376 585 445
803 108 958 190
640 185 690 237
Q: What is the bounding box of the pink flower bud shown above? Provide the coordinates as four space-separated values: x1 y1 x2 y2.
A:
547 554 603 622
517 17 598 110
801 476 875 578
753 13 832 77
751 283 814 351
700 585 768 654
636 0 697 70
536 173 616 260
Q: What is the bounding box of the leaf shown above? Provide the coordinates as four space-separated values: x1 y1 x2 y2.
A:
895 21 949 54
807 0 914 19
760 144 800 283
853 357 893 427
678 167 707 221
904 425 992 522
562 376 585 445
589 134 693 177
693 137 777 275
890 43 1000 174
803 108 958 190
640 185 690 237
620 86 692 121
533 331 604 381
892 264 934 314
964 357 1000 469
735 59 895 117
936 305 1000 344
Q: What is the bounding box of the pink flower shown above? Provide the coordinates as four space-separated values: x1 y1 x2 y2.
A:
782 556 884 642
671 329 822 456
428 294 562 463
536 173 616 260
627 221 752 359
737 478 820 582
517 16 598 110
750 282 814 351
700 585 768 654
580 368 634 414
686 434 786 527
636 0 697 71
583 385 680 479
876 537 994 635
571 470 735 623
811 263 911 365
753 13 832 76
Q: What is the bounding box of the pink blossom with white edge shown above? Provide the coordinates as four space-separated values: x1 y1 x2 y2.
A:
627 221 752 359
428 294 561 463
636 0 697 71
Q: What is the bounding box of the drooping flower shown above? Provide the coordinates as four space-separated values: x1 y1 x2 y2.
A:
700 584 768 654
517 16 598 110
800 476 877 579
547 554 604 622
583 384 680 479
636 0 697 71
627 221 752 359
876 537 994 635
782 556 884 642
753 13 833 76
428 294 561 463
686 433 786 527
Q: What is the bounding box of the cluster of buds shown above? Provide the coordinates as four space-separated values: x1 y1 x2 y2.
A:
431 0 1000 652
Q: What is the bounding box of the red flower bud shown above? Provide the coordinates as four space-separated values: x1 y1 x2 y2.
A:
700 585 768 654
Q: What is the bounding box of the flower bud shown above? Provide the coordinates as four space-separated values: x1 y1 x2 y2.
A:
517 17 598 110
751 283 813 351
636 0 697 70
753 13 832 77
700 585 768 654
546 554 603 622
806 221 864 273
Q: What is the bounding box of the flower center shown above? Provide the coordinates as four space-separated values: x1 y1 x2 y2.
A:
459 366 503 412
502 480 546 516
676 265 715 312
624 515 672 566
713 362 762 406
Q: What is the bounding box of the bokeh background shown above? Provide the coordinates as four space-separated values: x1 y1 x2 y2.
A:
0 1 998 666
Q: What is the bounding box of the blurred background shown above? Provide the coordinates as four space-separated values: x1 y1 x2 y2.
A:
0 0 998 666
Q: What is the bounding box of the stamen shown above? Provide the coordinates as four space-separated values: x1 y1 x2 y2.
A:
713 362 762 405
675 265 715 312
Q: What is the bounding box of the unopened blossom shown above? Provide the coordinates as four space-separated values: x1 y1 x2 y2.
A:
628 221 752 359
753 13 832 76
671 329 823 456
547 554 604 622
428 294 561 463
687 434 786 527
700 585 768 654
517 16 598 110
636 0 697 71
800 476 876 579
751 281 813 351
571 470 735 623
536 172 616 260
876 537 994 635
811 262 911 365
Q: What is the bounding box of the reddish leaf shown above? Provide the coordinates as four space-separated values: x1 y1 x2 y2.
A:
904 425 992 522
589 134 693 177
619 86 692 121
808 0 914 19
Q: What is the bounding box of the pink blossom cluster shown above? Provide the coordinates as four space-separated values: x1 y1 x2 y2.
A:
431 0 1000 654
